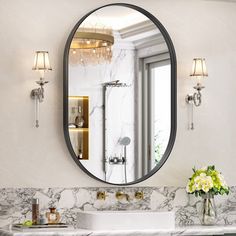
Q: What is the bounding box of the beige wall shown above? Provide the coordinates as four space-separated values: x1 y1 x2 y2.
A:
0 0 236 187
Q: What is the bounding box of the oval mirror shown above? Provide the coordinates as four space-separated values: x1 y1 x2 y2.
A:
64 3 176 185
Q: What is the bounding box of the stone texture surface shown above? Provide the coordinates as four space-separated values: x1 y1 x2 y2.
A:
0 187 235 228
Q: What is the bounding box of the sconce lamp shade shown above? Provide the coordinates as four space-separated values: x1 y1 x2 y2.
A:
32 51 52 71
190 58 208 78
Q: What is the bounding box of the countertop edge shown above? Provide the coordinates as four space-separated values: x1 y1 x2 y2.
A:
1 225 236 235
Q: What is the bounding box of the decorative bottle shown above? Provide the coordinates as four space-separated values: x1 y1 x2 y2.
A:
46 207 60 224
75 106 85 128
32 198 39 225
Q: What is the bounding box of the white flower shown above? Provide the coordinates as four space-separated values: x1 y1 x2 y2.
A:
186 166 229 196
193 173 213 193
200 173 207 177
218 173 227 188
202 185 210 192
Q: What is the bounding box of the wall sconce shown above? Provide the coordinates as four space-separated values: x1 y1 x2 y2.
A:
31 51 52 128
186 58 208 107
186 58 208 130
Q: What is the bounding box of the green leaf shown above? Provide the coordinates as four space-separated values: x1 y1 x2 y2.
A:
212 187 218 194
225 188 230 195
220 189 225 195
207 165 215 172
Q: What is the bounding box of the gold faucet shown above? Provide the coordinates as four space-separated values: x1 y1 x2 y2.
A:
97 191 107 200
134 191 144 200
115 191 130 201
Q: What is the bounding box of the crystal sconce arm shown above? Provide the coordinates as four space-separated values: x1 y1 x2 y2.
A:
31 51 52 128
186 58 208 129
186 83 205 107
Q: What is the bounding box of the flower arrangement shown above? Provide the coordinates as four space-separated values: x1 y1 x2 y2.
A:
186 165 229 197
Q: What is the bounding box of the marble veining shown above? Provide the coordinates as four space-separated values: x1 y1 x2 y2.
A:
0 187 236 229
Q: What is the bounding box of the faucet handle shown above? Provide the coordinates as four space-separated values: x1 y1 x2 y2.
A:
97 191 107 200
134 191 144 200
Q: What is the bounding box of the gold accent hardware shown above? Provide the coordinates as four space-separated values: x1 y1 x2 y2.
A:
97 191 107 200
69 128 89 132
115 191 130 201
69 96 89 100
134 191 144 200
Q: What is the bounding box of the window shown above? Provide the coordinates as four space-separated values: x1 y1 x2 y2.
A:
142 53 171 172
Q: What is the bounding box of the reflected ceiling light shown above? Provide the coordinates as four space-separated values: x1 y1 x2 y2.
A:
70 28 114 65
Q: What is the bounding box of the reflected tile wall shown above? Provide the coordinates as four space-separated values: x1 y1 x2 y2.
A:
0 187 236 227
69 40 136 182
105 85 135 183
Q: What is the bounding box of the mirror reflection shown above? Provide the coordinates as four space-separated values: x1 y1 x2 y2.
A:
67 5 172 184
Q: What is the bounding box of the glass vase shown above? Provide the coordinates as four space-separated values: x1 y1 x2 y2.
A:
199 193 217 225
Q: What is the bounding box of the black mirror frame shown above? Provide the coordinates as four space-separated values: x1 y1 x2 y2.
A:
63 3 177 186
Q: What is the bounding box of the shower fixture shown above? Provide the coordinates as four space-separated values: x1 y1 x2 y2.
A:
119 136 131 183
107 156 125 165
103 80 129 87
102 78 131 183
103 80 119 85
119 137 131 146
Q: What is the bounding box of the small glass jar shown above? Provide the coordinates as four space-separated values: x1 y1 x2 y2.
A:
39 214 46 225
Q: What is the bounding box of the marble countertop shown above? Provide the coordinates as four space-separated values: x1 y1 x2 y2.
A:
1 225 236 236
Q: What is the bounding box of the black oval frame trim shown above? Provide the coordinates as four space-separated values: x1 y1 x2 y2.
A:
63 3 177 186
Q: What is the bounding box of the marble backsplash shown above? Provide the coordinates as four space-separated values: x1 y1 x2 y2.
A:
0 187 236 228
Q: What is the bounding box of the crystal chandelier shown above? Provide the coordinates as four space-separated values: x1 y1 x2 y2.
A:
70 27 114 65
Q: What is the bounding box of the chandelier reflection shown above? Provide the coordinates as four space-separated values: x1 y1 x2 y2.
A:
70 28 114 65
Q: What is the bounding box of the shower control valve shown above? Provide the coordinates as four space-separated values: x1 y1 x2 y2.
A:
108 156 126 165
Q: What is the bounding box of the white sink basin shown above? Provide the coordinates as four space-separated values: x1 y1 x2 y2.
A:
77 211 175 230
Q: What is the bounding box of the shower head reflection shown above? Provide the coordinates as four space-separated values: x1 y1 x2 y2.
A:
119 137 131 146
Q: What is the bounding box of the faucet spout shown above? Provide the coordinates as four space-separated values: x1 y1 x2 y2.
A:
115 191 130 201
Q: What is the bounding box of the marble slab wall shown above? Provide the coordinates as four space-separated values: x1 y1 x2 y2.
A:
0 187 236 228
105 85 135 183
